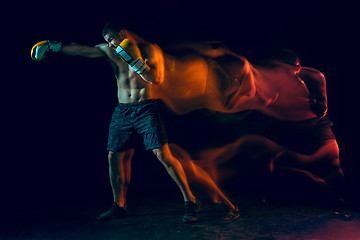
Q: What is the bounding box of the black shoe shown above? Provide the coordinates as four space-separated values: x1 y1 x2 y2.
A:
97 202 128 221
182 199 201 223
223 207 241 221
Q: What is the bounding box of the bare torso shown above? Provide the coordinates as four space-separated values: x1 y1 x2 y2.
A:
115 66 150 103
97 43 152 103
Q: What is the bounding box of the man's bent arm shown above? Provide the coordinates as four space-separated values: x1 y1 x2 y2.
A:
61 43 106 58
139 44 164 85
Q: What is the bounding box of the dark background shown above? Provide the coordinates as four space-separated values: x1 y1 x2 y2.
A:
3 0 360 216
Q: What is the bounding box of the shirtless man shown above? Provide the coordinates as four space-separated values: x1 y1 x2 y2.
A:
31 22 202 223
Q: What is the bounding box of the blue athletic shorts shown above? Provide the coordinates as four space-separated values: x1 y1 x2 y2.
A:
107 99 168 152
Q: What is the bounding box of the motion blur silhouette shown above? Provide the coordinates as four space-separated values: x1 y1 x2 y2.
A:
152 41 346 212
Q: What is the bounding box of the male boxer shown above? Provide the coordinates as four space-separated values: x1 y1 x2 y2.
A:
31 22 203 223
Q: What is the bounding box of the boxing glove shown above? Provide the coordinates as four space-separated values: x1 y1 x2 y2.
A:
31 40 62 61
115 39 150 74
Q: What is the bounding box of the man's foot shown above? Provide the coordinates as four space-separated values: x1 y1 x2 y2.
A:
182 199 201 223
97 202 128 221
223 207 241 221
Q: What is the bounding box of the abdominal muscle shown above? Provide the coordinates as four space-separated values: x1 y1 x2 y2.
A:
117 87 150 103
116 68 152 103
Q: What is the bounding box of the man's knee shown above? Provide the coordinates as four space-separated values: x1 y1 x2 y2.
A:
108 150 134 164
108 151 121 167
108 151 117 160
153 148 164 160
153 147 173 167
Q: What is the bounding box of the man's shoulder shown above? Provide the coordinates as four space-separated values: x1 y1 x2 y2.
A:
300 66 323 75
138 41 163 61
138 41 160 51
95 43 110 52
299 66 325 81
95 43 127 69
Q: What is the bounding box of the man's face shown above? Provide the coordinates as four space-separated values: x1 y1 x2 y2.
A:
104 31 126 50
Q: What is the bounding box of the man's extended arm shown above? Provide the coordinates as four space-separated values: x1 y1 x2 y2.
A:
62 43 106 58
31 40 107 60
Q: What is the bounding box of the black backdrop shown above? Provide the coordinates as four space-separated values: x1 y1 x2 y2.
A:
3 0 360 213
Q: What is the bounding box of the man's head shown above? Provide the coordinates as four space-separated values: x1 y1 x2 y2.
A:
102 21 128 49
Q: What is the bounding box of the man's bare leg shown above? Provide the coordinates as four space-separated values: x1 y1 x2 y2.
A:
152 143 200 222
153 144 195 202
122 149 133 205
97 149 134 220
168 144 240 220
108 149 134 207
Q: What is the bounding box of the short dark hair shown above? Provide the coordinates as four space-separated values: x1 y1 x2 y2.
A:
102 20 123 36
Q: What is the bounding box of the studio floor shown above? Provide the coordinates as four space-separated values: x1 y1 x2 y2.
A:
3 193 360 240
